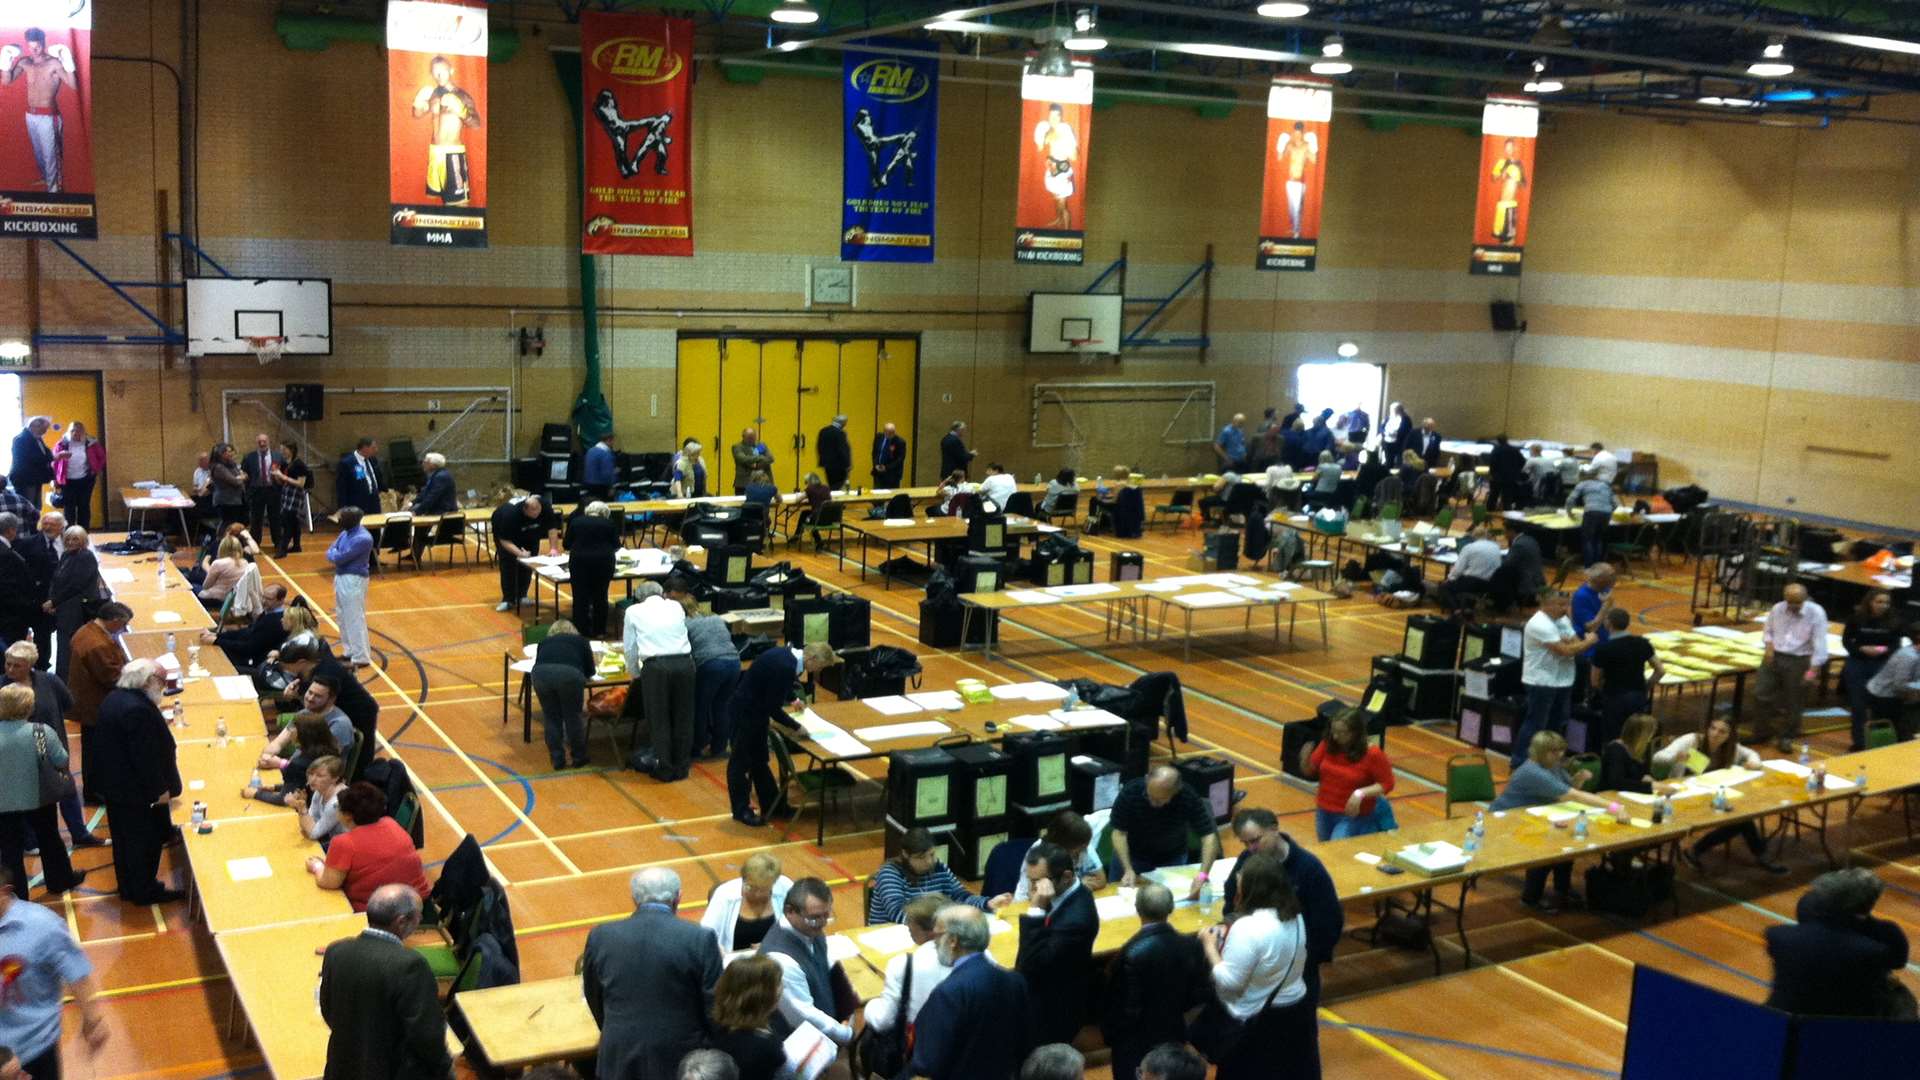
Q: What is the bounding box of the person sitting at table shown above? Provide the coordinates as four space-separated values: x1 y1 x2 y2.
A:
194 534 250 611
89 659 184 904
978 462 1017 512
407 452 458 516
274 633 379 780
797 471 833 529
1195 470 1238 525
701 851 792 955
307 781 431 911
862 894 951 1049
868 826 1012 924
1110 765 1220 896
741 469 779 510
274 598 321 656
1865 628 1920 743
706 955 791 1080
1489 731 1614 912
931 470 970 517
1297 706 1396 841
1765 867 1913 1020
1012 810 1107 899
1196 852 1316 1079
1599 713 1669 795
1395 448 1427 505
1435 524 1502 615
1021 1045 1086 1080
260 673 353 761
1310 449 1343 500
250 714 344 811
202 583 288 673
1038 468 1077 518
1655 715 1789 875
282 756 348 843
532 618 596 771
1086 465 1133 530
1016 841 1099 1047
1843 591 1904 751
1101 882 1208 1080
490 493 562 614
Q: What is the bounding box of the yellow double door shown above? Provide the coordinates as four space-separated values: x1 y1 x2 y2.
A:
676 336 918 493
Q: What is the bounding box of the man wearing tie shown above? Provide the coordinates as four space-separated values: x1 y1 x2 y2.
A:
335 437 385 517
1417 417 1444 470
870 422 907 488
240 433 285 549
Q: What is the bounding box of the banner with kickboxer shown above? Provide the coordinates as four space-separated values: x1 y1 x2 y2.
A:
841 46 937 263
581 11 694 257
1257 80 1331 272
1014 62 1092 264
1470 98 1537 275
387 1 488 248
0 0 96 238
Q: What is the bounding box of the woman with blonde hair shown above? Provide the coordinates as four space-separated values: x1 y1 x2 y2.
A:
198 535 250 609
531 618 596 769
700 851 792 954
1488 731 1612 912
0 682 86 896
1600 713 1667 794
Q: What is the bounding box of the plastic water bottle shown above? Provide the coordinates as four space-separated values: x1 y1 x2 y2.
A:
215 716 228 747
169 702 183 727
1798 743 1811 768
1471 810 1486 844
1655 794 1673 824
1855 766 1868 792
165 632 177 657
249 769 261 789
1463 826 1481 859
1712 786 1730 812
1573 813 1589 842
190 801 206 825
156 564 167 591
1197 879 1214 913
1064 684 1080 711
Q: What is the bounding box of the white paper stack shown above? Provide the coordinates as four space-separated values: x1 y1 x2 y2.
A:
853 720 952 741
1008 714 1064 731
856 923 918 955
1046 583 1120 597
1005 590 1053 603
1171 590 1244 609
905 690 964 710
863 696 922 716
1051 708 1125 729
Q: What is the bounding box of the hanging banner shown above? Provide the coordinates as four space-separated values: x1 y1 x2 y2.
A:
1014 64 1092 264
581 11 694 257
1470 98 1537 275
0 0 95 239
1258 80 1331 272
387 1 488 248
841 47 937 263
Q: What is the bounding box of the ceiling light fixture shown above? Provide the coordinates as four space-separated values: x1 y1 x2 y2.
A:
1310 59 1353 75
1064 8 1107 51
0 340 29 362
1310 33 1351 74
1336 341 1359 358
1027 34 1076 79
1320 34 1344 58
1256 2 1310 17
1696 96 1756 108
926 14 976 32
1748 37 1793 77
776 39 805 51
1523 57 1562 94
770 0 820 25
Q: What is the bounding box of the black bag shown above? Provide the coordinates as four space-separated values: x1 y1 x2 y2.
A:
1584 858 1674 919
1186 932 1304 1063
1205 530 1240 570
1663 484 1709 514
257 662 294 695
709 585 771 614
33 724 75 806
851 950 914 1077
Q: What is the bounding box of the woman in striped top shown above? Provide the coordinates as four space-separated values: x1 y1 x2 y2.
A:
866 826 1013 924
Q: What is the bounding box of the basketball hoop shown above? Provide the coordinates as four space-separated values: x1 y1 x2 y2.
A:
246 336 287 364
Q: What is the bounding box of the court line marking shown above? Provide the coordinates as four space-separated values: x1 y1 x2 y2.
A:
1319 1015 1620 1078
1495 964 1629 1032
1314 1006 1453 1080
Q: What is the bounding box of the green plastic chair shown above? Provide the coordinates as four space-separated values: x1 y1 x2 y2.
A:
1153 488 1196 530
1568 753 1602 792
1350 496 1371 522
1445 753 1496 817
770 729 859 845
1867 720 1898 750
1470 503 1491 530
1433 506 1456 535
1378 502 1402 524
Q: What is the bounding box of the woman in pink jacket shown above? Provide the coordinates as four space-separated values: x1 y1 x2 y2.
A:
52 420 105 530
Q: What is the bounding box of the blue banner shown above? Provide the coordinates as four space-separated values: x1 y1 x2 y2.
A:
842 47 936 263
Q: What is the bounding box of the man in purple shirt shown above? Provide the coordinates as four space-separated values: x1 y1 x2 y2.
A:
327 506 375 669
1757 583 1829 752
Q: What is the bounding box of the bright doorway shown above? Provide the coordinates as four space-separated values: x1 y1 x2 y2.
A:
1295 362 1384 442
0 374 20 476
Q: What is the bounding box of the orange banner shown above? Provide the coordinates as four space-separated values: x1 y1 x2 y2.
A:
1258 80 1331 272
387 1 488 248
1470 99 1536 275
1014 64 1092 264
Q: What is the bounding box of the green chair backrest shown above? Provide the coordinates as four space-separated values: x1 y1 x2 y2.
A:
1378 502 1401 523
1351 496 1371 521
1094 821 1118 871
1470 504 1490 528
1568 753 1602 792
1434 506 1456 534
393 791 421 835
1445 754 1496 813
522 622 551 648
1867 720 1897 750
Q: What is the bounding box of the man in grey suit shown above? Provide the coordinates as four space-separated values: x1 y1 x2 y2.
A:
319 884 452 1080
584 867 723 1080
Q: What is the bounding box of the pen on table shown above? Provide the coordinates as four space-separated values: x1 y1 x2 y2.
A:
526 1003 546 1021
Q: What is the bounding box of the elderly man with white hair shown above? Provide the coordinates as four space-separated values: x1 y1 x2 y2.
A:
408 451 458 516
88 658 185 904
583 866 723 1080
624 579 695 781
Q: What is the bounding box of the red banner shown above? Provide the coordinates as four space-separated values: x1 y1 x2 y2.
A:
1257 80 1331 272
386 1 488 248
1014 65 1092 264
0 0 96 239
1470 99 1537 275
581 12 694 257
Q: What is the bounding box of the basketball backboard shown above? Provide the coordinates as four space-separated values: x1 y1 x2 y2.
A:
1028 292 1121 355
185 278 333 356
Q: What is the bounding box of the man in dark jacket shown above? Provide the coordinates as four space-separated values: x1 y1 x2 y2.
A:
910 904 1031 1080
335 437 385 517
1487 434 1527 510
407 452 458 516
320 883 453 1080
1221 807 1342 1004
870 423 907 487
1417 417 1444 470
278 634 380 778
17 509 59 668
1101 882 1207 1080
1015 841 1098 1046
815 415 852 490
240 432 286 546
89 660 185 904
203 584 289 672
583 867 721 1080
726 643 836 826
938 421 975 479
0 515 36 648
1765 867 1910 1019
8 418 55 511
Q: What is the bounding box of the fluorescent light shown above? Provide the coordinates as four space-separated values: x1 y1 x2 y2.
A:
1170 41 1294 62
1524 79 1563 93
1320 34 1344 58
770 0 819 25
1826 32 1920 57
1064 8 1106 51
776 40 805 51
1762 39 1786 59
1336 341 1359 358
1256 2 1311 16
1747 60 1794 77
1696 96 1755 108
1309 60 1352 75
0 340 29 362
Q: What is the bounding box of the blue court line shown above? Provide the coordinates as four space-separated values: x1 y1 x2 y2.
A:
1322 1019 1620 1078
1628 927 1770 988
393 740 532 850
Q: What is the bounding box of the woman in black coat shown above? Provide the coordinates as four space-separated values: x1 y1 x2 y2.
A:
565 502 622 638
47 526 103 681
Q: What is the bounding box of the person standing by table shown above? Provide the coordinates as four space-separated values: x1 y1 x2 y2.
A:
565 501 621 639
208 441 246 530
1194 852 1315 1079
860 894 949 1050
1101 882 1208 1080
671 439 709 499
489 494 561 614
1212 413 1248 474
1842 590 1903 751
17 512 57 671
328 507 375 669
1865 632 1920 743
731 427 774 495
623 581 695 782
582 431 619 501
240 433 284 548
684 598 741 760
870 422 906 488
334 437 385 518
707 956 792 1080
0 683 87 899
1591 608 1664 746
907 904 1032 1080
939 420 977 480
726 643 836 827
1587 442 1620 485
1755 583 1829 753
64 602 128 808
1108 765 1220 896
0 864 113 1080
1570 562 1617 703
1565 471 1617 569
1511 590 1599 770
319 883 452 1080
5 642 102 852
89 660 185 905
531 619 595 771
1016 841 1099 1048
816 414 852 491
50 420 103 531
47 525 103 682
1297 707 1396 840
585 867 722 1080
1488 434 1526 510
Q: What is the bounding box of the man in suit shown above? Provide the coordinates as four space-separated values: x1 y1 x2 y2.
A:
583 867 722 1080
1101 883 1208 1080
1765 868 1910 1020
336 437 385 516
730 427 773 495
0 514 36 648
201 583 288 672
67 601 131 806
726 643 836 826
909 904 1031 1080
1417 417 1444 470
88 659 186 904
582 431 619 500
239 432 285 547
7 417 55 512
1487 434 1526 510
938 421 975 479
1015 841 1098 1046
870 422 907 488
18 509 60 668
815 414 852 490
319 883 453 1080
407 452 458 515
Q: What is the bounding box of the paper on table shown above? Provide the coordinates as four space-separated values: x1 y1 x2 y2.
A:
856 923 918 956
1353 852 1383 865
1034 524 1063 534
1051 707 1126 729
1693 766 1765 788
990 681 1068 702
854 720 952 741
1008 713 1064 731
188 779 205 790
1093 893 1137 921
524 554 568 566
905 691 964 710
1004 590 1053 604
1171 590 1245 609
1617 788 1709 804
1047 583 1120 597
226 856 274 882
1134 580 1186 593
989 917 1014 935
863 696 923 717
213 675 259 701
792 709 835 736
824 933 861 965
881 518 917 527
101 567 135 584
151 610 183 624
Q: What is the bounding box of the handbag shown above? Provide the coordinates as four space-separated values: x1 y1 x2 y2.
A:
851 947 915 1077
33 723 76 806
1187 920 1307 1063
258 662 294 695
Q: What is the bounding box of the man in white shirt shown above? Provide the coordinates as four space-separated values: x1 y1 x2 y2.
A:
1521 444 1557 504
1510 590 1599 769
757 877 853 1049
978 462 1018 512
862 895 953 1036
1757 583 1830 752
1436 525 1502 615
622 580 695 780
1012 809 1107 900
1586 442 1619 485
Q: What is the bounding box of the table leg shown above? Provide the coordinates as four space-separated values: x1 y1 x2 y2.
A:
1319 599 1329 649
1184 609 1194 663
500 653 508 729
1453 879 1474 970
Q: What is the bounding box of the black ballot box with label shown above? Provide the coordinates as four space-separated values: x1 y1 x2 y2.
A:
948 742 1013 825
886 747 958 829
1005 731 1071 807
1068 755 1123 814
1459 622 1502 667
1176 756 1235 826
950 816 1013 880
1110 551 1145 582
1401 614 1463 669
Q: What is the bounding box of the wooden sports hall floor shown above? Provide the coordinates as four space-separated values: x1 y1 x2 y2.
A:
37 506 1920 1080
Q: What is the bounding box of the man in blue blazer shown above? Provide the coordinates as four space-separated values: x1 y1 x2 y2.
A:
1015 840 1099 1046
907 905 1031 1080
335 437 385 516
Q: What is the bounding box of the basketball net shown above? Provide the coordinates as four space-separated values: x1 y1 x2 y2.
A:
246 336 286 364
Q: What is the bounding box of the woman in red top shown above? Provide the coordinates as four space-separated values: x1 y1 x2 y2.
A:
1297 708 1397 841
305 782 431 912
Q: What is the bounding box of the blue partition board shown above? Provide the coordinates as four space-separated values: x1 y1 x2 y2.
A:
1623 965 1792 1080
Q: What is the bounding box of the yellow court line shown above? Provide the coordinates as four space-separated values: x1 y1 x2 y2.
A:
78 929 162 947
1494 964 1629 1032
93 973 229 1000
367 602 504 616
512 831 884 887
1317 1005 1452 1080
1578 941 1636 966
261 558 582 878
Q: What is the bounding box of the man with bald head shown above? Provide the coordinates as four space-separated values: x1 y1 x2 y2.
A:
871 421 907 487
909 904 1032 1080
584 867 722 1079
1109 765 1220 898
319 884 451 1080
1757 583 1829 752
1214 412 1249 472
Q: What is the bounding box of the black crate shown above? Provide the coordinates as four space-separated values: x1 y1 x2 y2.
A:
1402 614 1462 669
1459 622 1502 666
1110 551 1145 582
1004 731 1072 806
948 743 1013 824
886 747 958 828
1068 755 1123 814
1457 694 1525 754
949 816 1014 880
786 594 871 649
958 553 1007 593
1176 756 1235 825
1396 663 1461 722
1462 654 1523 701
918 600 997 647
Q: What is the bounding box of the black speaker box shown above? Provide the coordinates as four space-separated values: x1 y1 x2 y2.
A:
284 383 325 421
